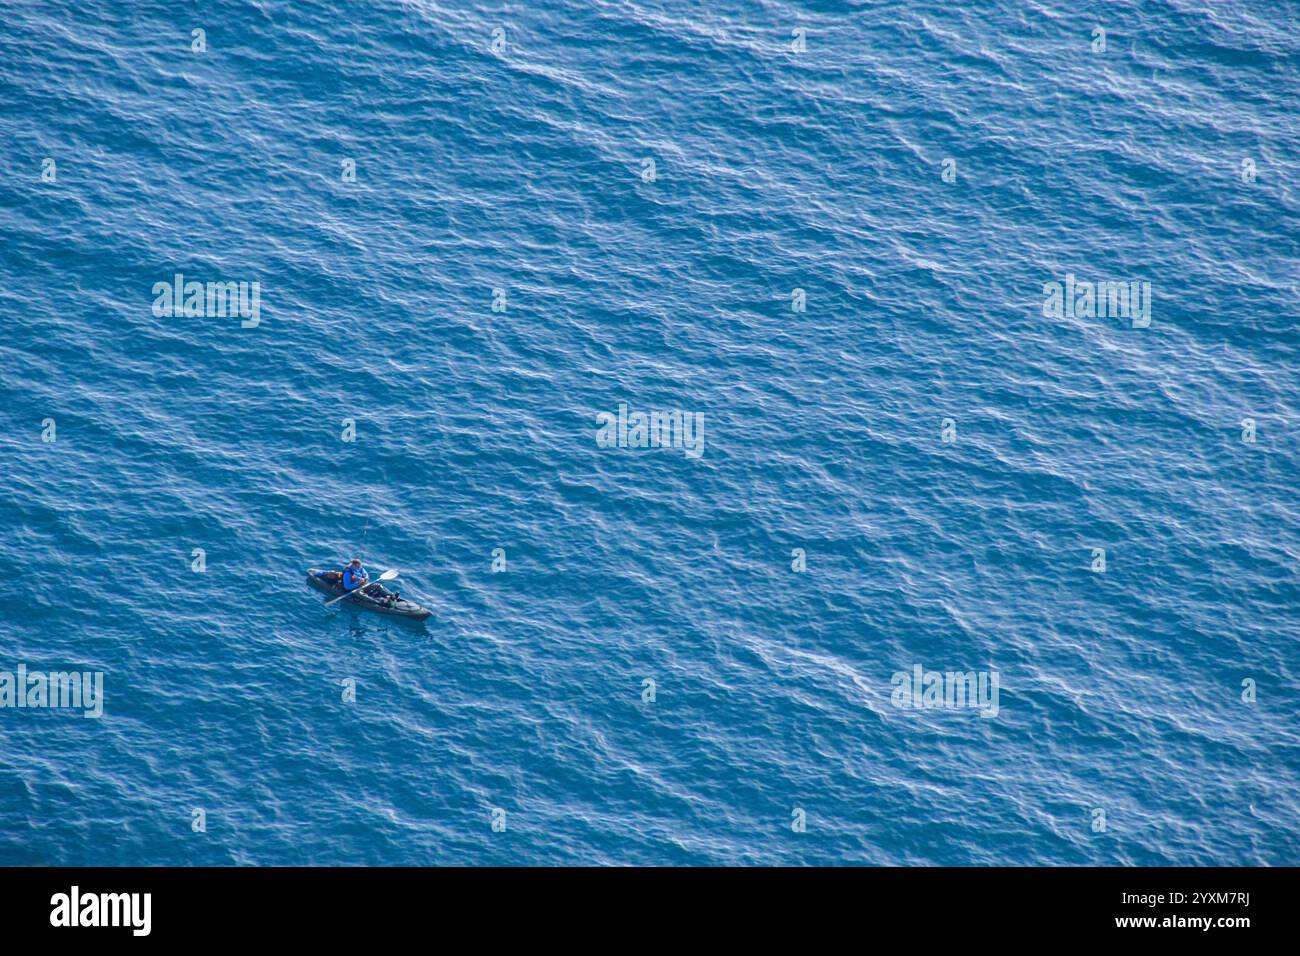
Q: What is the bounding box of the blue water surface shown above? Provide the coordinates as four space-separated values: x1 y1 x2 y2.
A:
0 0 1297 865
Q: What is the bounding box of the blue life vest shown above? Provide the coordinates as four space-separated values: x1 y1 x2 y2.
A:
342 565 368 590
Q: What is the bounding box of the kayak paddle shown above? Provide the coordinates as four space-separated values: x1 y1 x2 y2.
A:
324 568 399 607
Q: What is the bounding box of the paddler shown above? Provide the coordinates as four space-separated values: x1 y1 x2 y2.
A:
341 558 370 593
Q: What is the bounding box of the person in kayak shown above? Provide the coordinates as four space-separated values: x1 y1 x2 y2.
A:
341 558 370 593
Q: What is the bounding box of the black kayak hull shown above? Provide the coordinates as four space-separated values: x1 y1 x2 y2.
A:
306 569 432 621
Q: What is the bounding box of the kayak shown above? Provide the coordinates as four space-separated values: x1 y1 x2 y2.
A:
305 568 432 621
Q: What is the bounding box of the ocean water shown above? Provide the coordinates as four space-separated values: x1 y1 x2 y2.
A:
1 0 1297 866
